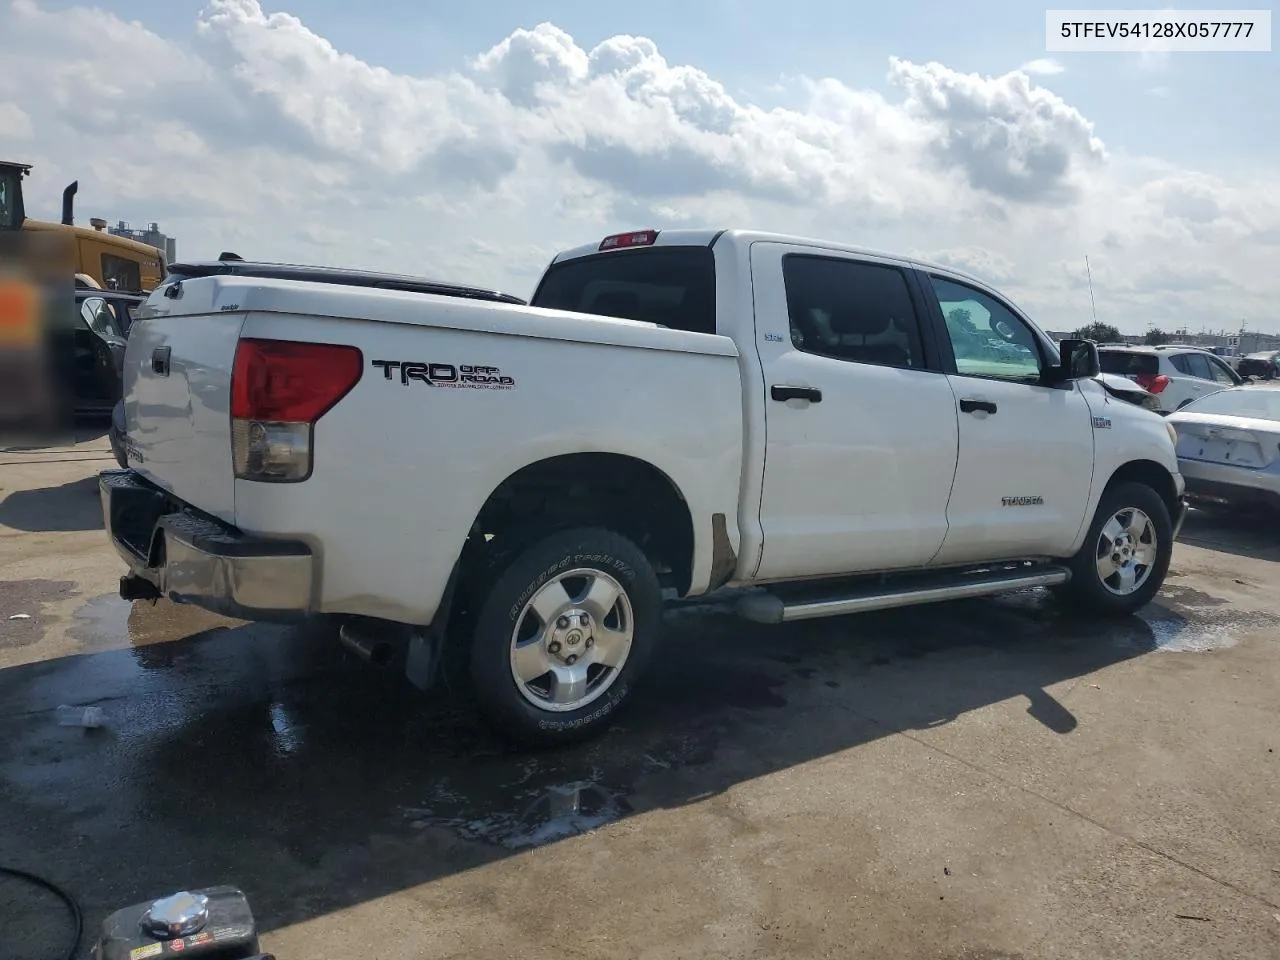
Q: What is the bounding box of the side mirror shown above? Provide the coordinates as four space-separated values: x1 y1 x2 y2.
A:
1051 337 1100 382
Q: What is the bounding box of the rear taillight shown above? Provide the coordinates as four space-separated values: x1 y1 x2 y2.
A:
1135 373 1170 394
230 338 362 482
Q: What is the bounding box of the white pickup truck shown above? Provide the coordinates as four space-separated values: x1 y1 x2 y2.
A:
101 230 1187 744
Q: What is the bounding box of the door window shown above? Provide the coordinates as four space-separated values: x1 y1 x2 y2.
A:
1206 355 1239 385
0 169 17 229
780 255 925 370
101 254 142 292
928 275 1042 382
1182 353 1214 380
79 297 118 337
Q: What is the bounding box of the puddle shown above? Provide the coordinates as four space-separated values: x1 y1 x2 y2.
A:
404 779 631 849
1133 606 1277 653
1158 584 1229 608
68 592 241 654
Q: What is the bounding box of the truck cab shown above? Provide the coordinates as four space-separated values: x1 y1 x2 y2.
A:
533 229 1185 594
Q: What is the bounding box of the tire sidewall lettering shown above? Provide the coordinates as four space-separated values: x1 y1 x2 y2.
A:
534 683 630 731
506 550 635 623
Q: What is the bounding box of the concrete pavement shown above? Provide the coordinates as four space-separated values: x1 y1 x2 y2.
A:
1 435 1278 960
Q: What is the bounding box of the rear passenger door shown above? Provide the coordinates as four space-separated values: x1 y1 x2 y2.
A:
1167 352 1226 409
919 272 1096 565
749 244 960 580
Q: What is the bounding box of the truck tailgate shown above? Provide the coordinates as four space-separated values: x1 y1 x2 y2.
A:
123 309 244 524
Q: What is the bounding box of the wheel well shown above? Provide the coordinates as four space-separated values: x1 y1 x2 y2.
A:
1104 460 1180 522
466 453 696 595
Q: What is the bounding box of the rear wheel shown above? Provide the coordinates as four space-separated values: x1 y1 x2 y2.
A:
1059 482 1173 616
468 527 662 746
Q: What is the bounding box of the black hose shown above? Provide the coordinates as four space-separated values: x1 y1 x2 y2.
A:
0 865 84 960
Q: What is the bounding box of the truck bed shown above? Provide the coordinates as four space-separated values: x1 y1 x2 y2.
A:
122 273 745 624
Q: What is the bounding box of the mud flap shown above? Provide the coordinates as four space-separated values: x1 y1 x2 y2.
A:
404 628 442 692
404 560 461 692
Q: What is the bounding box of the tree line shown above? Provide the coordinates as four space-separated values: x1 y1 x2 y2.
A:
1070 322 1171 346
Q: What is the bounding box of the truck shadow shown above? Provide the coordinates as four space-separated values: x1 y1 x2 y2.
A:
0 586 1255 949
0 475 104 533
1176 506 1280 563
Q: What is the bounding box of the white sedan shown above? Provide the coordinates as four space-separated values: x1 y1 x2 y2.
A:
1167 386 1280 512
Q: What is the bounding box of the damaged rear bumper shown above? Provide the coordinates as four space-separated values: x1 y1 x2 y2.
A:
99 469 315 622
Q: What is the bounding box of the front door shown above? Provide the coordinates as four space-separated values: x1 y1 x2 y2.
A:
74 296 125 410
919 272 1096 565
750 243 960 581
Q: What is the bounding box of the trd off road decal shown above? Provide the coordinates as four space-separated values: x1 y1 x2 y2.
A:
371 360 515 390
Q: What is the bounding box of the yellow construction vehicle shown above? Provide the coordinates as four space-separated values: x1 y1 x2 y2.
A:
0 160 166 292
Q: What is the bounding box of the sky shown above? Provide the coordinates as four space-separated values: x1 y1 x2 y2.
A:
1 0 1277 334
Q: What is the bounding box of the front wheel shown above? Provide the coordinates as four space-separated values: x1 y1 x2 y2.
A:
468 527 662 747
1059 482 1173 616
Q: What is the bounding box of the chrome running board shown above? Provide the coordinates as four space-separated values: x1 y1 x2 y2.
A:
736 565 1072 624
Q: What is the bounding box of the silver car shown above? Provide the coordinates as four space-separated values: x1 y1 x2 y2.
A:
1167 386 1280 512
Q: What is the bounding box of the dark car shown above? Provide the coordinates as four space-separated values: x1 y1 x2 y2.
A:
71 288 144 466
73 288 145 415
1235 351 1280 380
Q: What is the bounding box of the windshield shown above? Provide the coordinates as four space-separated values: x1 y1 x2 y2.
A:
0 168 21 230
1098 350 1157 376
531 246 717 335
1181 387 1280 421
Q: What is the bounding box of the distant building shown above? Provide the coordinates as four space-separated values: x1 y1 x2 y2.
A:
1228 332 1280 355
108 220 176 263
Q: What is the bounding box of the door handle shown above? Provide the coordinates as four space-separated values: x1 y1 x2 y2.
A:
959 398 997 414
771 385 822 403
151 346 171 377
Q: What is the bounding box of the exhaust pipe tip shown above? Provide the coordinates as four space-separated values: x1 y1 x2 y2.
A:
119 574 162 602
61 180 78 226
338 621 394 667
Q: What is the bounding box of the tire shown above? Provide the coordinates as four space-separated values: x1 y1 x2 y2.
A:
1059 482 1173 617
468 526 662 747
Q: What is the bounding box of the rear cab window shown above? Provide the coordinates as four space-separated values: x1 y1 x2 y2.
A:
1098 350 1158 376
530 247 717 335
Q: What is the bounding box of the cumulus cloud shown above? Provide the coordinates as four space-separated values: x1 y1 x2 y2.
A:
889 57 1106 203
1020 58 1066 75
0 0 1275 332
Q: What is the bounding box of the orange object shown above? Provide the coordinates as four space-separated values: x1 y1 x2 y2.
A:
0 278 39 346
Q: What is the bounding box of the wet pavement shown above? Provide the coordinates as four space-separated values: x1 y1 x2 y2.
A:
2 436 1279 960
